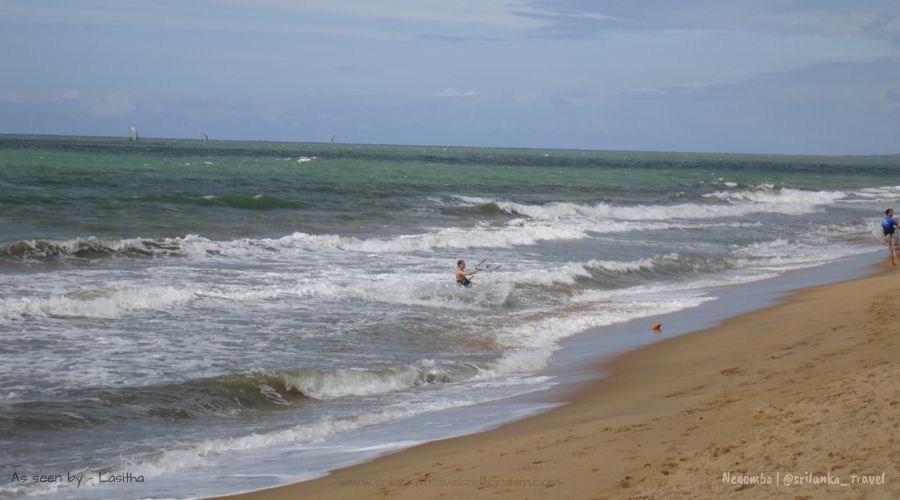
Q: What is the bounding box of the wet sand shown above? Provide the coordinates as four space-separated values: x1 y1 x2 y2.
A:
221 264 900 499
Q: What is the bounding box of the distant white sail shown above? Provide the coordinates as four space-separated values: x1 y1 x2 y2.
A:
129 127 139 142
201 132 209 142
330 134 336 144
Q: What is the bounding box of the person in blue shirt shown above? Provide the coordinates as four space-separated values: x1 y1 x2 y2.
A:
882 208 900 265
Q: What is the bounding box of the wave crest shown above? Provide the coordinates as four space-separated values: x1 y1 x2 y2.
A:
0 285 196 322
3 360 462 434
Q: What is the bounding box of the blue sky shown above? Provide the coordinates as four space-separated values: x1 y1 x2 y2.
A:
1 0 899 154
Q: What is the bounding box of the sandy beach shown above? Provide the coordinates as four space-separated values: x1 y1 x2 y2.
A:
221 263 900 500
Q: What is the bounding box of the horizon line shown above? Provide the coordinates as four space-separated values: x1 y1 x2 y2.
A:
0 132 897 159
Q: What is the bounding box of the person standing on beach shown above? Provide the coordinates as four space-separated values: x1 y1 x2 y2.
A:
882 208 900 265
455 259 480 287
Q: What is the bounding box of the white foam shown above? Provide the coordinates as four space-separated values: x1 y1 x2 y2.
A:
474 254 678 289
732 238 872 271
0 399 469 498
847 185 900 202
586 254 679 272
80 399 473 491
272 223 591 253
477 295 714 378
703 186 845 205
257 218 719 256
816 222 882 240
198 272 513 311
0 285 196 322
282 361 449 399
456 187 845 223
193 254 680 311
1 218 744 266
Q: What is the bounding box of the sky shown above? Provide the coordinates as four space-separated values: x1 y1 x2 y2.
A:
1 0 899 154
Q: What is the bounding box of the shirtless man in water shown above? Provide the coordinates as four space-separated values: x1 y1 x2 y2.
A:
455 259 480 287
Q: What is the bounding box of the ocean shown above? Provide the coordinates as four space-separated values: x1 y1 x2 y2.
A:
0 135 895 498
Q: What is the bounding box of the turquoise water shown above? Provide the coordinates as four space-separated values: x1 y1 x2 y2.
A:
0 135 895 498
3 135 895 242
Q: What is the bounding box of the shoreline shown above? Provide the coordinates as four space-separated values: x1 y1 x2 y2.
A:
219 259 900 499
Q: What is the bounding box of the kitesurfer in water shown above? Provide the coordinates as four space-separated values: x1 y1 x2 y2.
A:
455 259 480 287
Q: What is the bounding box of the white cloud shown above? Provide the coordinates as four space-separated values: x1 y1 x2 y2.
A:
886 86 900 106
1 88 80 104
1 91 29 104
862 11 897 33
521 1 900 41
84 93 137 118
259 106 288 124
243 0 538 28
56 89 80 100
436 87 479 98
0 0 539 40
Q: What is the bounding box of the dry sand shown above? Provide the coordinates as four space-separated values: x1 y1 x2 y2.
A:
221 264 900 499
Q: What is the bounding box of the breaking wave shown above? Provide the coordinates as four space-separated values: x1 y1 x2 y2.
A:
2 360 464 433
0 237 186 261
0 285 196 322
6 184 877 266
454 186 846 221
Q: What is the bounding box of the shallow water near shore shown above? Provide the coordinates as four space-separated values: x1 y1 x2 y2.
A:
0 135 896 498
194 252 888 500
